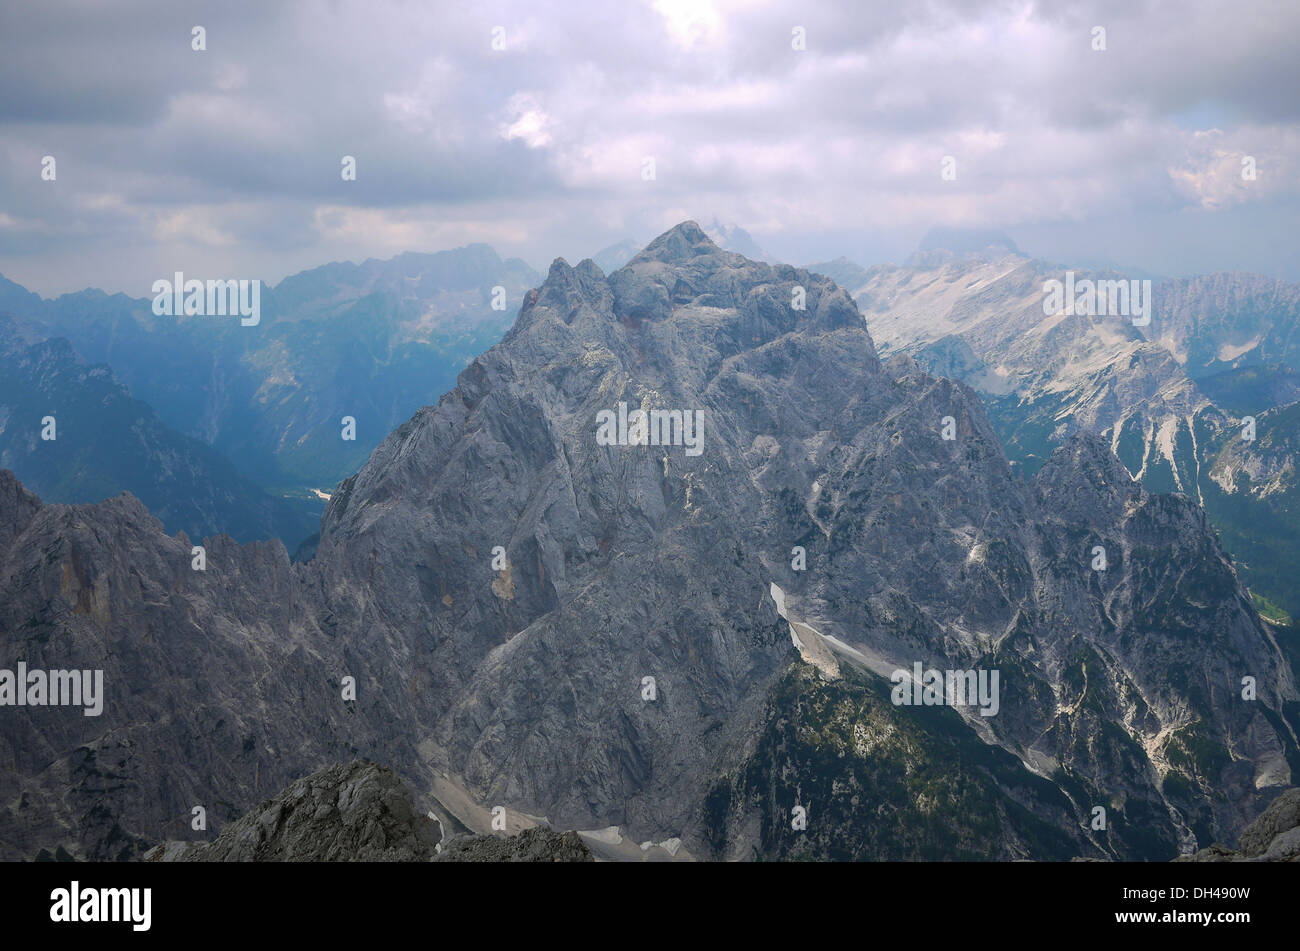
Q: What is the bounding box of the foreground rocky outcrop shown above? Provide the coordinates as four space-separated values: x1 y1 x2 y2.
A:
145 762 439 862
433 827 592 862
145 761 592 862
1175 788 1300 862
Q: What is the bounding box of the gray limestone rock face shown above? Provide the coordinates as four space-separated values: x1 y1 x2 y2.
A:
2 222 1296 861
308 221 1296 856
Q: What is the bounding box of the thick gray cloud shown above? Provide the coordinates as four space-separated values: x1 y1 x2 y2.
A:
1 0 1297 293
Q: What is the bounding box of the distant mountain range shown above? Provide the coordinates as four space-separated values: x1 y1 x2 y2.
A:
0 317 313 545
0 245 541 549
813 239 1300 623
0 245 539 490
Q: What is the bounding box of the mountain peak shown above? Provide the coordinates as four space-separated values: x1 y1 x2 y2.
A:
1032 431 1141 515
632 220 721 264
907 227 1021 268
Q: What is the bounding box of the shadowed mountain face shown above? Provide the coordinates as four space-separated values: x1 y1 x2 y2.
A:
0 471 430 861
1 223 1295 861
1177 787 1300 862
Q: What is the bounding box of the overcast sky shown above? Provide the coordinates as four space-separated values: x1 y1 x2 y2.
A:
1 0 1298 295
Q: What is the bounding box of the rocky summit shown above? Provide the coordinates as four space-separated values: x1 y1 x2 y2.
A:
1 222 1296 861
143 761 593 862
145 761 441 862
